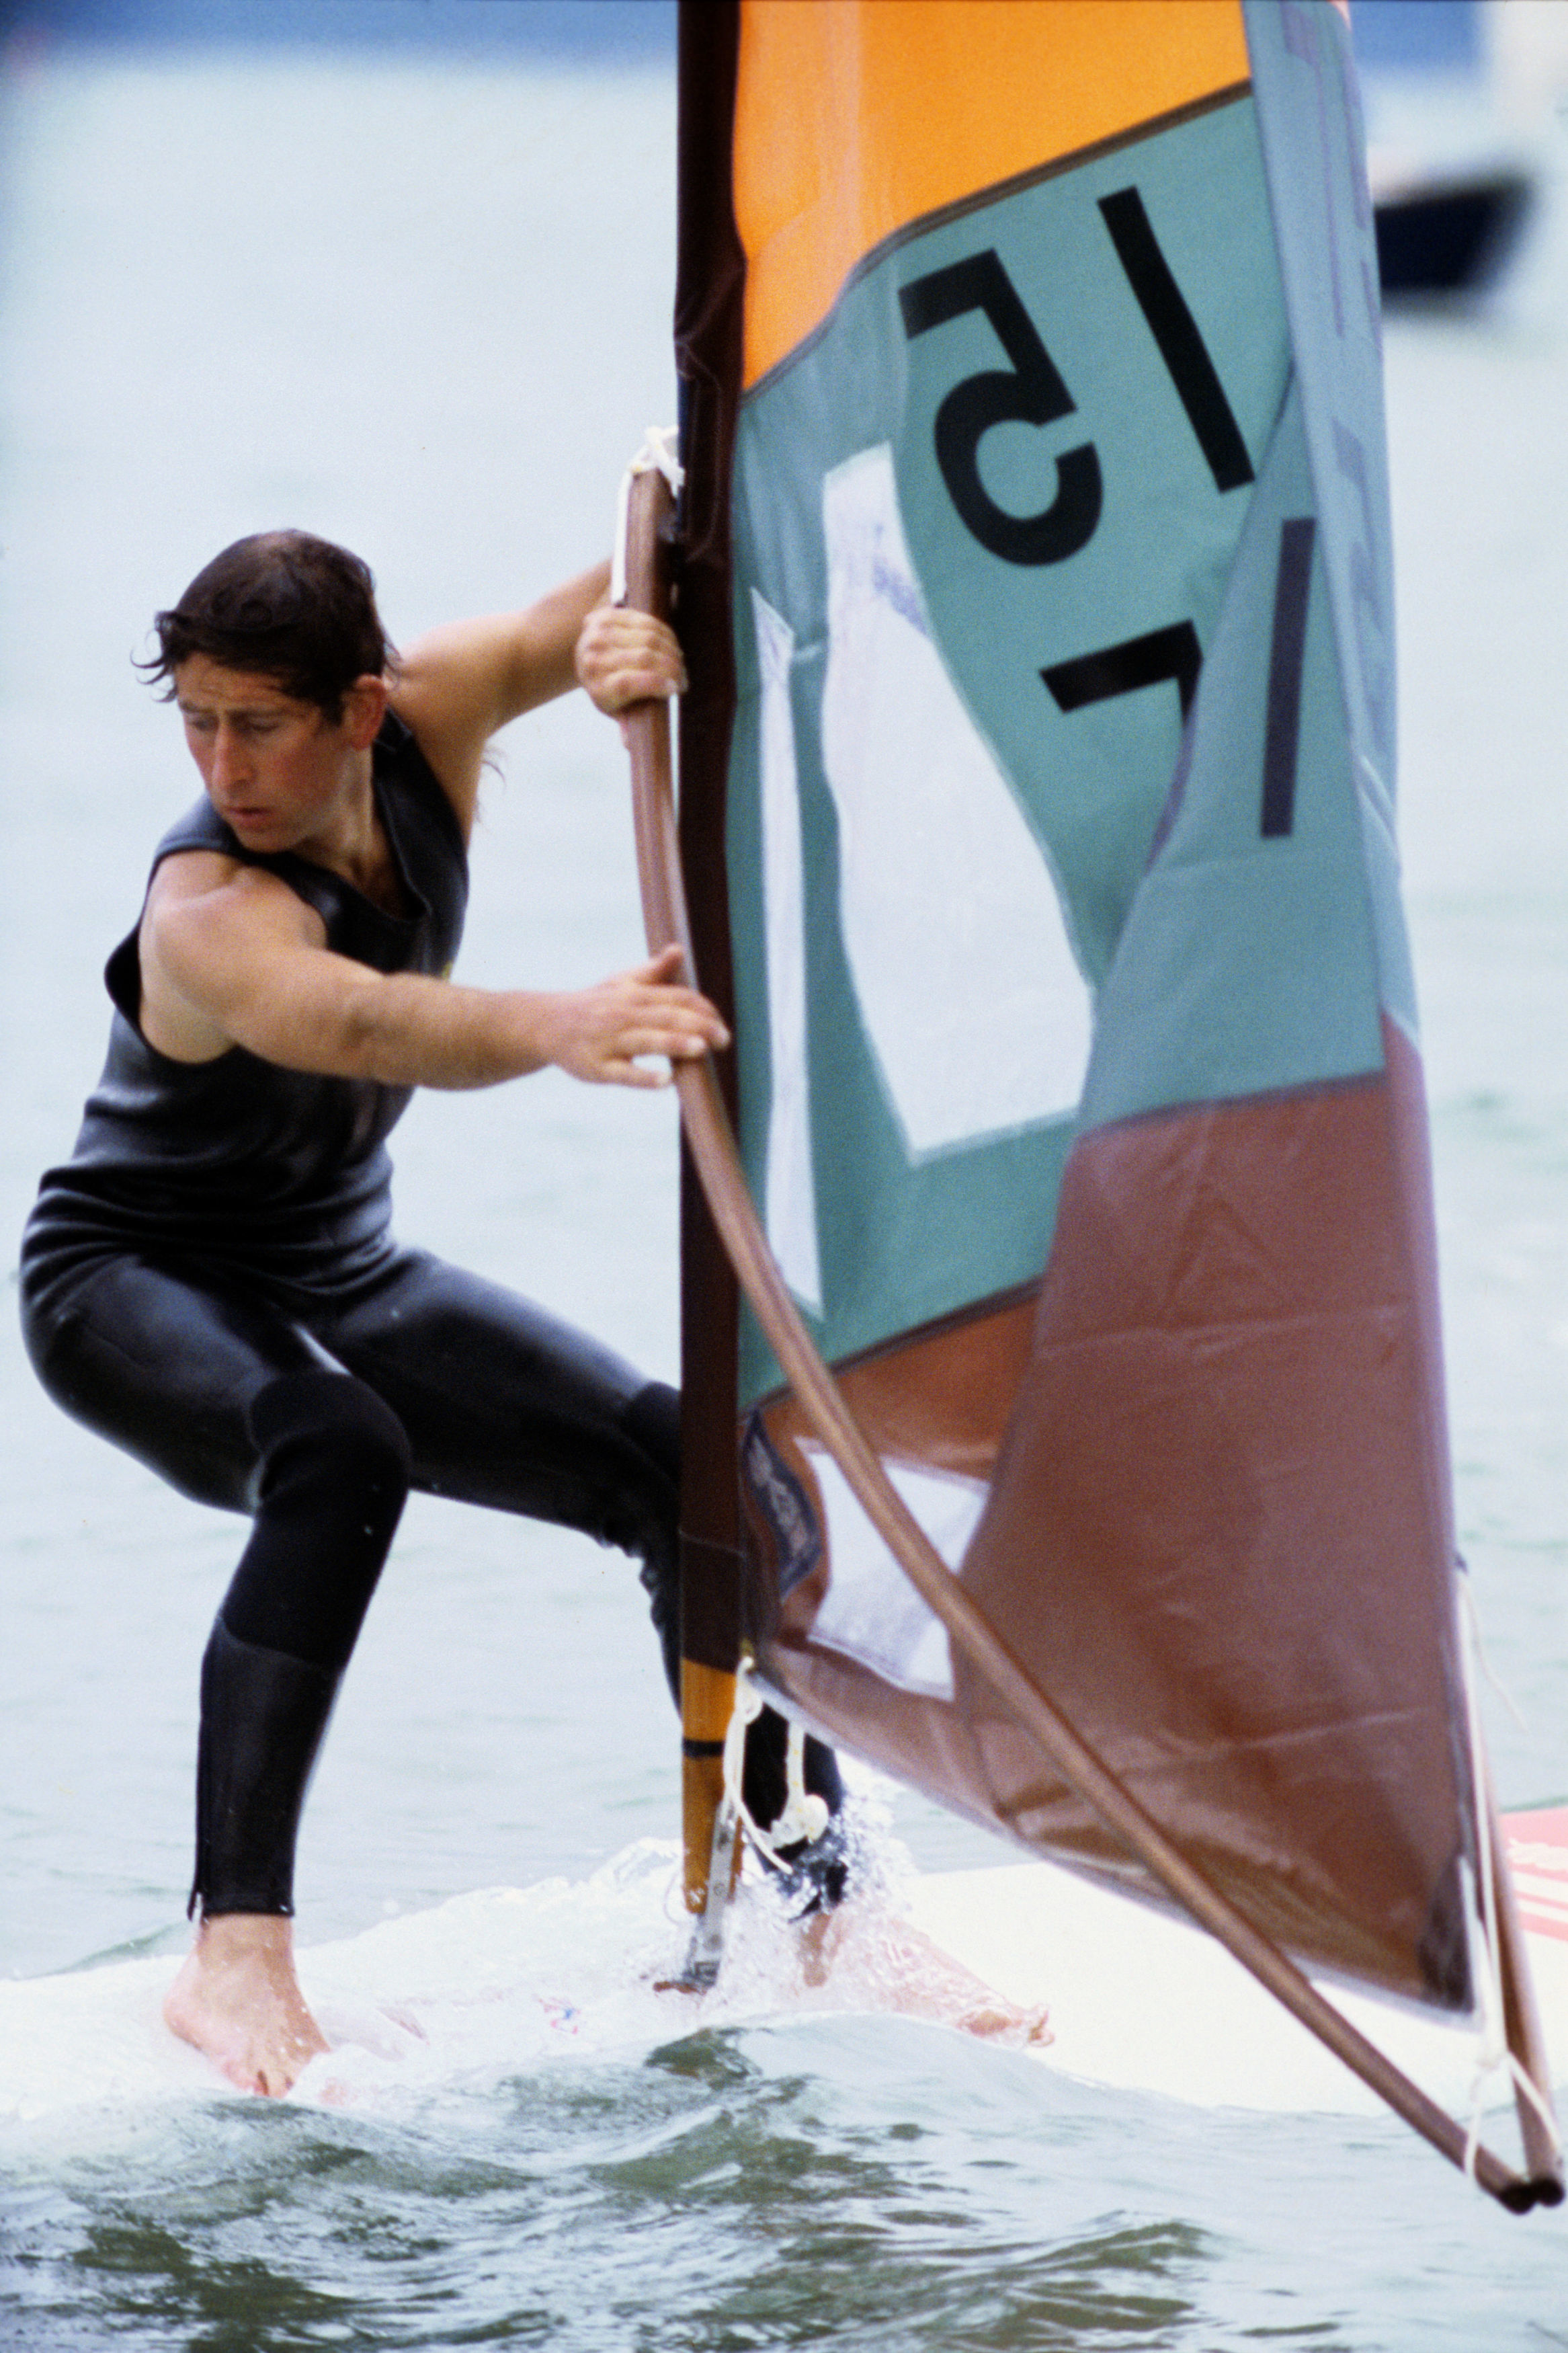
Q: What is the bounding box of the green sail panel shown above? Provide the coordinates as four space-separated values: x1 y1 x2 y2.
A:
728 85 1301 1400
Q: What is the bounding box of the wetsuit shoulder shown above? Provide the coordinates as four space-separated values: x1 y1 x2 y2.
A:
28 714 471 1289
112 713 468 1002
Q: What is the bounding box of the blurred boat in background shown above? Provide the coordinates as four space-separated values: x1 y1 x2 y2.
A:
1358 0 1568 296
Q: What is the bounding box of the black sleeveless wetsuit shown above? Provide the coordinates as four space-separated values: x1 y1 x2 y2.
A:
26 707 465 1303
19 713 839 1917
22 712 677 1550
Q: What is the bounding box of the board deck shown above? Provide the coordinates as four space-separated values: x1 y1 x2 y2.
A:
901 1809 1568 2117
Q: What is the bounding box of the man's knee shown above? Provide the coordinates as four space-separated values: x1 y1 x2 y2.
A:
224 1371 413 1671
249 1368 412 1521
622 1379 679 1486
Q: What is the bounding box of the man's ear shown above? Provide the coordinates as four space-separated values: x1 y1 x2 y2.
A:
341 673 390 749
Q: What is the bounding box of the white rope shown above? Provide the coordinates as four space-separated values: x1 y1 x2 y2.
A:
1456 1558 1528 1732
720 1648 764 1821
1456 1568 1563 2181
610 426 684 608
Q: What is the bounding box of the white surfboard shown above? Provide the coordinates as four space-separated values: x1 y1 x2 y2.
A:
4 1814 1563 2128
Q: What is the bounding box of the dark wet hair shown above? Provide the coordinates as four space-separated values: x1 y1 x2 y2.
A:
140 530 397 720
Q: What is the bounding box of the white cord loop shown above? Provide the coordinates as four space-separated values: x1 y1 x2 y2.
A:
611 426 684 608
778 1720 833 1851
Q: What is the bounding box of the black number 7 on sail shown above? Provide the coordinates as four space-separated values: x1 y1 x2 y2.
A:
1041 518 1317 844
1042 622 1203 723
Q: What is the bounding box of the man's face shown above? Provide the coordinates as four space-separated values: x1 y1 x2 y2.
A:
174 657 354 856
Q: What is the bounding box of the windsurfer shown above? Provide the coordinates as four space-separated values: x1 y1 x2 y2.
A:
17 529 846 2098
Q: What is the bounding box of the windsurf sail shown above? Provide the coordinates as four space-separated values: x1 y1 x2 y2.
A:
638 0 1562 2205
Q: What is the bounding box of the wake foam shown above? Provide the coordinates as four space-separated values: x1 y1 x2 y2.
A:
0 1837 1046 2127
7 1837 1561 2130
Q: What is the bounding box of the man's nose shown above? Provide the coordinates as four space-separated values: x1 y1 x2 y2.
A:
210 725 251 785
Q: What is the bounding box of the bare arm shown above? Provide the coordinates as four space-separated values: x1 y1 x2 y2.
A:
388 563 612 836
389 570 690 827
140 854 727 1090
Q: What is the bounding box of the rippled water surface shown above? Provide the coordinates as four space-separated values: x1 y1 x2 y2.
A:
10 2028 1568 2352
3 27 1568 2351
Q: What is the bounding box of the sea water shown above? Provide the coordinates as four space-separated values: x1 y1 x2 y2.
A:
2 35 1567 2352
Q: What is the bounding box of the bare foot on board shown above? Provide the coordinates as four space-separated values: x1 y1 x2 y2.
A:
798 1904 1052 2047
163 1914 330 2095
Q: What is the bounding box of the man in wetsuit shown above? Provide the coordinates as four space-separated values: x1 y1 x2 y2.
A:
19 530 844 2096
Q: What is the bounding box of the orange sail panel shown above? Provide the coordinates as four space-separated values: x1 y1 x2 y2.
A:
675 0 1479 2007
734 0 1252 388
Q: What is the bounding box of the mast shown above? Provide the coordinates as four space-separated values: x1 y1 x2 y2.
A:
667 2 747 1942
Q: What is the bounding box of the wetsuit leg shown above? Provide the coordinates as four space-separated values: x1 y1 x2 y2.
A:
315 1250 682 1640
313 1250 845 1853
195 1370 413 1915
20 1247 323 1512
24 1245 847 1903
21 1254 413 1915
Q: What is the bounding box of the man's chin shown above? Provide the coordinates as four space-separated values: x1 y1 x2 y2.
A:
219 808 284 844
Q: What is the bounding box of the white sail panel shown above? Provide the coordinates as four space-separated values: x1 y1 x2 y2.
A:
752 587 823 1310
804 1443 987 1700
819 443 1093 1158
